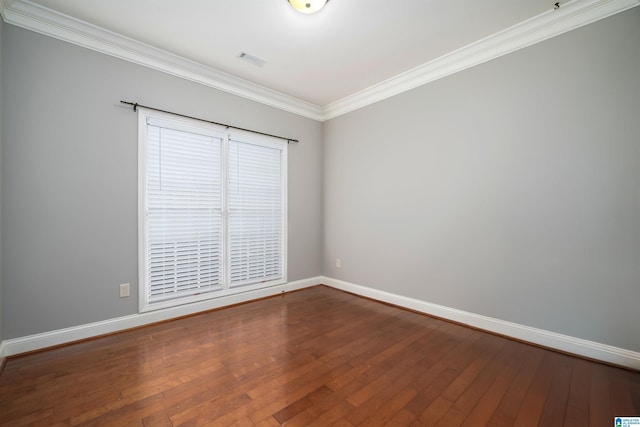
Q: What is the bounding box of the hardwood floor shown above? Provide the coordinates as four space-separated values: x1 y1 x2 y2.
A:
1 285 638 426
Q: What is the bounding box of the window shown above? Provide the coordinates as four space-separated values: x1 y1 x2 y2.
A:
138 108 287 311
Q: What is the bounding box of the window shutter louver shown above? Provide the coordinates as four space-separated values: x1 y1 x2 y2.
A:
139 110 287 311
145 123 224 304
228 138 284 287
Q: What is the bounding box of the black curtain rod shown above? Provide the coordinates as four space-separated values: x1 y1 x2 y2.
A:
120 101 299 144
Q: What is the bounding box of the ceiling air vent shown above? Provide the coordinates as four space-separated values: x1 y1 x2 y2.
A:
238 52 266 67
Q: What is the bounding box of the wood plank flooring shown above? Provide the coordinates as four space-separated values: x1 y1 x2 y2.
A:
0 285 638 426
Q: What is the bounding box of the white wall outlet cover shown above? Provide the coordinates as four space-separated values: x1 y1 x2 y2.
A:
119 283 130 298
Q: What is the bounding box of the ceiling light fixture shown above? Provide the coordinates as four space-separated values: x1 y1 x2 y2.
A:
288 0 328 14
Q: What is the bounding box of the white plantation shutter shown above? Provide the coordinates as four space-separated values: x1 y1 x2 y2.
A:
139 109 287 311
228 137 284 287
144 120 224 304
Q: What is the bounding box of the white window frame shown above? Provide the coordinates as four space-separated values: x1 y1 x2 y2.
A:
138 108 287 312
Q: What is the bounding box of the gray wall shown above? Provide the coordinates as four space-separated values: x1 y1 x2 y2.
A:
1 24 323 339
0 16 3 344
323 8 640 352
2 7 639 355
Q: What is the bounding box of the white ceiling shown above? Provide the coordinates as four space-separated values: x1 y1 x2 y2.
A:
3 0 638 119
27 0 550 106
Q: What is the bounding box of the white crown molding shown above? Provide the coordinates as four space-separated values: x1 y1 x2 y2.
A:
0 0 325 121
0 277 319 357
321 277 640 370
0 0 638 118
322 0 640 120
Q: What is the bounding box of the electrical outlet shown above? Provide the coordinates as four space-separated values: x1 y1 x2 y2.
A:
336 258 341 268
119 283 130 298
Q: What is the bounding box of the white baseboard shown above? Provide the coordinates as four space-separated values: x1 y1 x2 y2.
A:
0 277 320 358
321 276 640 371
2 275 638 370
